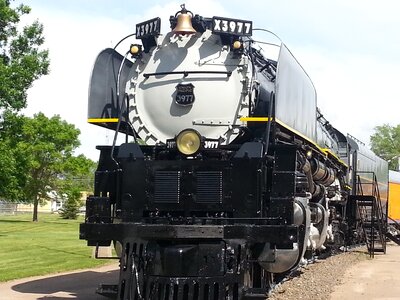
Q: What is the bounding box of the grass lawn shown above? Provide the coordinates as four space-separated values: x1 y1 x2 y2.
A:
0 213 114 282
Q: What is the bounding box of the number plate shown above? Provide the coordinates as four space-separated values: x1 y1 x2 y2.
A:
212 17 252 36
175 83 195 106
203 139 220 149
136 17 161 39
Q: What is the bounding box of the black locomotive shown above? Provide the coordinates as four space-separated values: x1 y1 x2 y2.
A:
80 6 388 299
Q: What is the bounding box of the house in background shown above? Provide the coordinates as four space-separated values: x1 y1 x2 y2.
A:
17 192 62 213
14 191 90 214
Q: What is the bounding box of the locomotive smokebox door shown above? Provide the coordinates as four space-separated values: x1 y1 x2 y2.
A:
175 83 195 106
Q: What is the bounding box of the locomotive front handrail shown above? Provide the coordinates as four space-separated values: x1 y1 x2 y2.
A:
143 70 232 78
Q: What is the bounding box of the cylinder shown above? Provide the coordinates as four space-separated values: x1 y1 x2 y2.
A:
310 158 336 186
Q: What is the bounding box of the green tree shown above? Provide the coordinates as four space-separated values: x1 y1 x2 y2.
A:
58 155 96 219
0 111 27 200
0 112 95 221
370 124 400 170
58 187 82 220
0 0 50 111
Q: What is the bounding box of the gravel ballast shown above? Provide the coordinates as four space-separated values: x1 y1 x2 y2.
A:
268 248 369 300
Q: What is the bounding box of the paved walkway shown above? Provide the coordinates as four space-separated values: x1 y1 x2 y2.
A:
330 243 400 300
0 263 119 300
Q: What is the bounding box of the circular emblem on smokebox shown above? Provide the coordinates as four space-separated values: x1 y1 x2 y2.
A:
175 83 195 106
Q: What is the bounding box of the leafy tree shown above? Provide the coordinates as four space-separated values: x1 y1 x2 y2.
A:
0 0 50 111
0 111 27 200
21 112 80 222
58 155 96 219
370 124 400 170
0 112 95 221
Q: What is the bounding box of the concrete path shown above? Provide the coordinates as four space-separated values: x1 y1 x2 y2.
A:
330 243 400 300
0 263 119 300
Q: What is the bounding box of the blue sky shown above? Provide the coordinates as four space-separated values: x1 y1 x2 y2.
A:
23 0 400 160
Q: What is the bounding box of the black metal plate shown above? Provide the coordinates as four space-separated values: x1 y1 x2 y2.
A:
136 17 161 39
212 16 252 36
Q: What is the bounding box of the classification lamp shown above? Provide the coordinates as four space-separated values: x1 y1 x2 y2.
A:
129 44 142 58
232 40 242 49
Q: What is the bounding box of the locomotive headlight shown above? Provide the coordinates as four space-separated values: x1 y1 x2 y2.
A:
176 129 201 155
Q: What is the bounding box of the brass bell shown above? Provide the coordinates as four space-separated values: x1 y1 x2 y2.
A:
172 4 196 35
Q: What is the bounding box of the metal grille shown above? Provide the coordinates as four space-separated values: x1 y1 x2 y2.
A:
154 171 180 203
196 171 223 204
134 277 239 300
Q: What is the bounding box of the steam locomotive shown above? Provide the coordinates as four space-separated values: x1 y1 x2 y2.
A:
80 5 388 299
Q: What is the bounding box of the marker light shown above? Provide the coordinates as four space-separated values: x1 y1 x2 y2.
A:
129 44 142 58
233 40 242 49
176 129 201 155
231 40 244 55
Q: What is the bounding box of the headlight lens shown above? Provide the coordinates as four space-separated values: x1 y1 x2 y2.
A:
176 129 201 155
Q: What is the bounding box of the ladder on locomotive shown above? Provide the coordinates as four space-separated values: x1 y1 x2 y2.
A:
352 172 387 257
